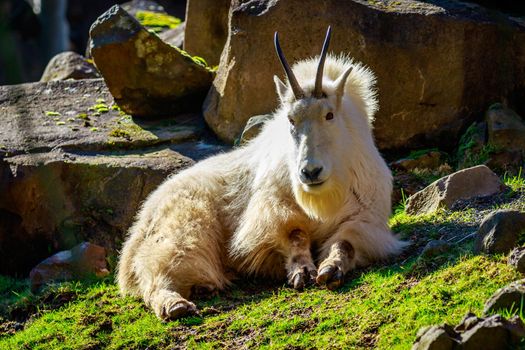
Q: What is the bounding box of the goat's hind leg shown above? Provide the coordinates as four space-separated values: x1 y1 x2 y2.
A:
146 282 198 321
286 229 317 290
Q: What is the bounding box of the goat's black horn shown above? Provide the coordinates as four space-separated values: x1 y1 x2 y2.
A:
313 26 332 98
274 32 305 100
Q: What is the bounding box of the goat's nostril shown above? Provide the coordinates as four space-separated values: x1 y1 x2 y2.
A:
311 167 323 179
301 167 323 181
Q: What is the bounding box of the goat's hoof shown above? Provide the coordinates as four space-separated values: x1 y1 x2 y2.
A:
288 266 317 290
162 300 198 321
316 265 344 290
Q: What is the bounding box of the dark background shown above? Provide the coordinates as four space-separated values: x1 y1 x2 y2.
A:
0 0 187 85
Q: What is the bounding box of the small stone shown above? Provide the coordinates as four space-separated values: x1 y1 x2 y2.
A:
239 114 272 144
454 312 482 332
474 210 525 255
411 324 459 350
420 240 450 259
406 165 502 215
508 247 525 273
457 122 487 169
29 242 109 291
486 103 525 152
40 51 100 82
483 279 525 315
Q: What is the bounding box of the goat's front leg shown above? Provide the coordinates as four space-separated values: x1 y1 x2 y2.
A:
316 240 355 290
285 229 317 290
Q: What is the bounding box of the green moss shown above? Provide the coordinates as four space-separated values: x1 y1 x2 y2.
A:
89 103 109 114
462 143 500 169
135 11 181 33
108 129 131 140
76 113 89 121
56 121 66 126
45 111 61 117
0 254 519 349
407 148 439 160
455 122 500 169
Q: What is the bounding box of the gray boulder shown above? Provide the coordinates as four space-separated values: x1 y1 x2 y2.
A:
474 210 525 255
406 165 502 215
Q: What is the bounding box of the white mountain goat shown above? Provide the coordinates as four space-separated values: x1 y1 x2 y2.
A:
117 27 406 320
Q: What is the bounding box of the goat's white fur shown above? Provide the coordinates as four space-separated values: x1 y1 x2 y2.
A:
117 53 406 320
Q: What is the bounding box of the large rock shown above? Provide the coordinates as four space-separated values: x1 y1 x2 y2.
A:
474 210 525 254
0 79 228 276
89 5 214 117
0 79 204 153
183 0 230 67
0 148 191 276
406 165 502 215
204 0 525 147
40 51 100 82
29 242 109 291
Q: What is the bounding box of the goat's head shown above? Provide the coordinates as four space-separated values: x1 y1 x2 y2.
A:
274 27 354 219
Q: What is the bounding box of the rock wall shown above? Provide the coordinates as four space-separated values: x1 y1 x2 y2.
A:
204 0 525 150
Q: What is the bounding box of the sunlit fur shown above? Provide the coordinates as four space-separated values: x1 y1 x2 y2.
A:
117 53 407 320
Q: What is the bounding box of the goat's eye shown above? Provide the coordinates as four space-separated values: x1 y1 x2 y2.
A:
325 112 334 121
289 118 295 126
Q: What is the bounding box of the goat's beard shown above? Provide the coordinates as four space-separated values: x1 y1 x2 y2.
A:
293 177 346 222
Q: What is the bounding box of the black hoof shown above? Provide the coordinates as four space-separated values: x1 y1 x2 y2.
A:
316 265 344 290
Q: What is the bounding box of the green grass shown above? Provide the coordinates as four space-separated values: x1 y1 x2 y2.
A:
0 255 519 349
504 167 525 193
2 178 525 349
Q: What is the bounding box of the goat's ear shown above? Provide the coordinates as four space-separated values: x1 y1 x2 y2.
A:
334 66 353 105
274 75 288 102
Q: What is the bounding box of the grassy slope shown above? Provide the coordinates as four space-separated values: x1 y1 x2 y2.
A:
1 175 525 349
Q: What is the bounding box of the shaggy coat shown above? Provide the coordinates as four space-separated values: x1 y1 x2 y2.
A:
117 53 406 320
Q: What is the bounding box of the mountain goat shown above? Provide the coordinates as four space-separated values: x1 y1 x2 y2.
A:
117 27 406 320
